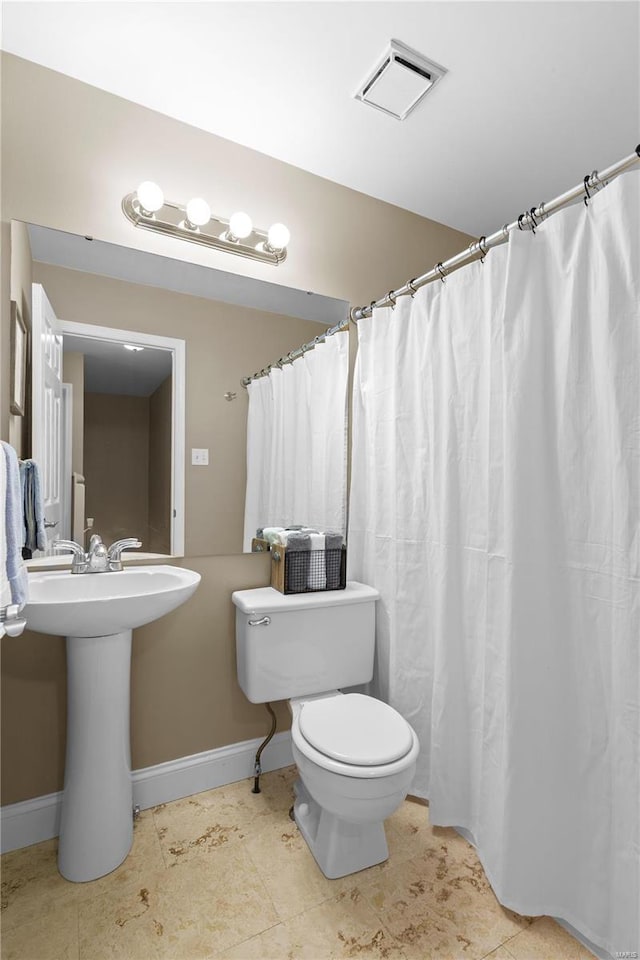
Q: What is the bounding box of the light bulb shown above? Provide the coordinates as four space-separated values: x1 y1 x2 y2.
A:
267 222 290 250
185 197 211 228
229 211 253 240
136 181 164 214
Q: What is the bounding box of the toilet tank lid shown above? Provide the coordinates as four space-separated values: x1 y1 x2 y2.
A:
232 581 379 614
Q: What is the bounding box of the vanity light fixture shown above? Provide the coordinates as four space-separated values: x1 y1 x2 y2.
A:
123 344 144 352
122 182 290 265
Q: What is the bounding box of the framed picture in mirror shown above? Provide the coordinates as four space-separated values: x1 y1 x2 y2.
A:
10 300 27 416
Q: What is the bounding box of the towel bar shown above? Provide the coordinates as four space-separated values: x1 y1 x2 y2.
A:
0 603 27 637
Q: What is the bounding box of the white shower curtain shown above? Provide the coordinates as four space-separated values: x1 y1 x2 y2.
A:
348 170 639 955
243 331 348 550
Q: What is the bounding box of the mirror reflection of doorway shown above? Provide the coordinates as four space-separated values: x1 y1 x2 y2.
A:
62 334 173 554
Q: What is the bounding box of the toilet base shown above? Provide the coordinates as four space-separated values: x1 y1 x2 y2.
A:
293 779 389 879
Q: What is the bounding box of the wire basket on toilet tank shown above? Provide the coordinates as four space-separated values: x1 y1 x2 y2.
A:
251 528 346 594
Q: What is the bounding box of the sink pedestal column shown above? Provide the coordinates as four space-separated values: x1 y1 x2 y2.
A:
58 630 133 882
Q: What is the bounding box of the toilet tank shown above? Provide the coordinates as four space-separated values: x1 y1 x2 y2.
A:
232 581 379 703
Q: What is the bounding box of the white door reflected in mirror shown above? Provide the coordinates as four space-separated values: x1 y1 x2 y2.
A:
31 285 63 554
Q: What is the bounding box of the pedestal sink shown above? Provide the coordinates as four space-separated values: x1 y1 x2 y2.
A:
24 565 201 883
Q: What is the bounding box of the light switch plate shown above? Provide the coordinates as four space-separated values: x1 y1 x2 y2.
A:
191 448 209 466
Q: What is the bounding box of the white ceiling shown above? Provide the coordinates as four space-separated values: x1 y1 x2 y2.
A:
2 2 639 236
63 332 173 397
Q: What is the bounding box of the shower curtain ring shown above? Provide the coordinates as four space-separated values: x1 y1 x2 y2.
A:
369 301 377 315
589 170 603 194
435 262 447 282
517 213 527 230
387 290 397 309
528 208 539 234
583 174 592 206
477 236 488 263
408 278 419 297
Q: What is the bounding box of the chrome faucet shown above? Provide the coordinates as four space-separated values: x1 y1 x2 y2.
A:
87 534 109 572
53 535 142 573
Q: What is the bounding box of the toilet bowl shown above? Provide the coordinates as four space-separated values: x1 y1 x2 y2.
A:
289 692 419 878
232 582 420 879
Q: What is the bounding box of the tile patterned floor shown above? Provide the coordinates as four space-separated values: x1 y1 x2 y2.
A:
1 766 596 960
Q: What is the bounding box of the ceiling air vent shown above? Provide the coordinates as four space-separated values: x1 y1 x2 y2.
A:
355 39 446 121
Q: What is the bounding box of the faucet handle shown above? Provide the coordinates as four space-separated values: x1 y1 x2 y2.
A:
107 538 142 570
53 539 88 573
53 539 86 556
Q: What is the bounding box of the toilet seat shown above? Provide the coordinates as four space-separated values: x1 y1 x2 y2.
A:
299 693 414 765
292 694 419 779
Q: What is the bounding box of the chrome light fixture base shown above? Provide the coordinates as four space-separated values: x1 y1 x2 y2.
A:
122 194 287 266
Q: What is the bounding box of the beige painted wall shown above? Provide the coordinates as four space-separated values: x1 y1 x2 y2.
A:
62 351 84 477
32 260 326 556
148 376 172 555
84 392 151 547
0 554 291 804
7 221 32 456
0 53 472 806
1 54 472 312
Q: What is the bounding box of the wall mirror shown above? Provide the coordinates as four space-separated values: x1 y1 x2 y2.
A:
57 320 184 557
23 222 349 559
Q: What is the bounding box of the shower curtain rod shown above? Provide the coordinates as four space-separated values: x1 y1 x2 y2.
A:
241 145 638 386
351 145 640 321
240 314 349 387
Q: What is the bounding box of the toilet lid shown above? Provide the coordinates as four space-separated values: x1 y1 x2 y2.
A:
298 694 414 766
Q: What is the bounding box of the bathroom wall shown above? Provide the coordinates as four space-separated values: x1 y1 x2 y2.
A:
1 553 290 804
0 53 472 320
6 221 33 457
62 351 84 477
0 52 473 806
148 376 172 555
84 392 151 547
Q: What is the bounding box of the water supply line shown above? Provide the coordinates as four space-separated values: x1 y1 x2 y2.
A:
252 701 277 794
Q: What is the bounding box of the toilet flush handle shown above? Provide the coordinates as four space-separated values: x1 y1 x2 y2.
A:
248 616 271 626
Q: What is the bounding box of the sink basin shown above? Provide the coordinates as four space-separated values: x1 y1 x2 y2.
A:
25 564 201 637
22 563 201 883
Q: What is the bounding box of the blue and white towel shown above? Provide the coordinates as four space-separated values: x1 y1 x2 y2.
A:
19 459 46 552
1 441 29 609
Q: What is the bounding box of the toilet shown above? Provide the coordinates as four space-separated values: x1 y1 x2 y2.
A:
232 581 419 879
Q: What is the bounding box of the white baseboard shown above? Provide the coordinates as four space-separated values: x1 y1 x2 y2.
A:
0 791 63 856
0 731 293 854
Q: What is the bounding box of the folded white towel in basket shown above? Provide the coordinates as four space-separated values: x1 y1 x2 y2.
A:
307 533 326 590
